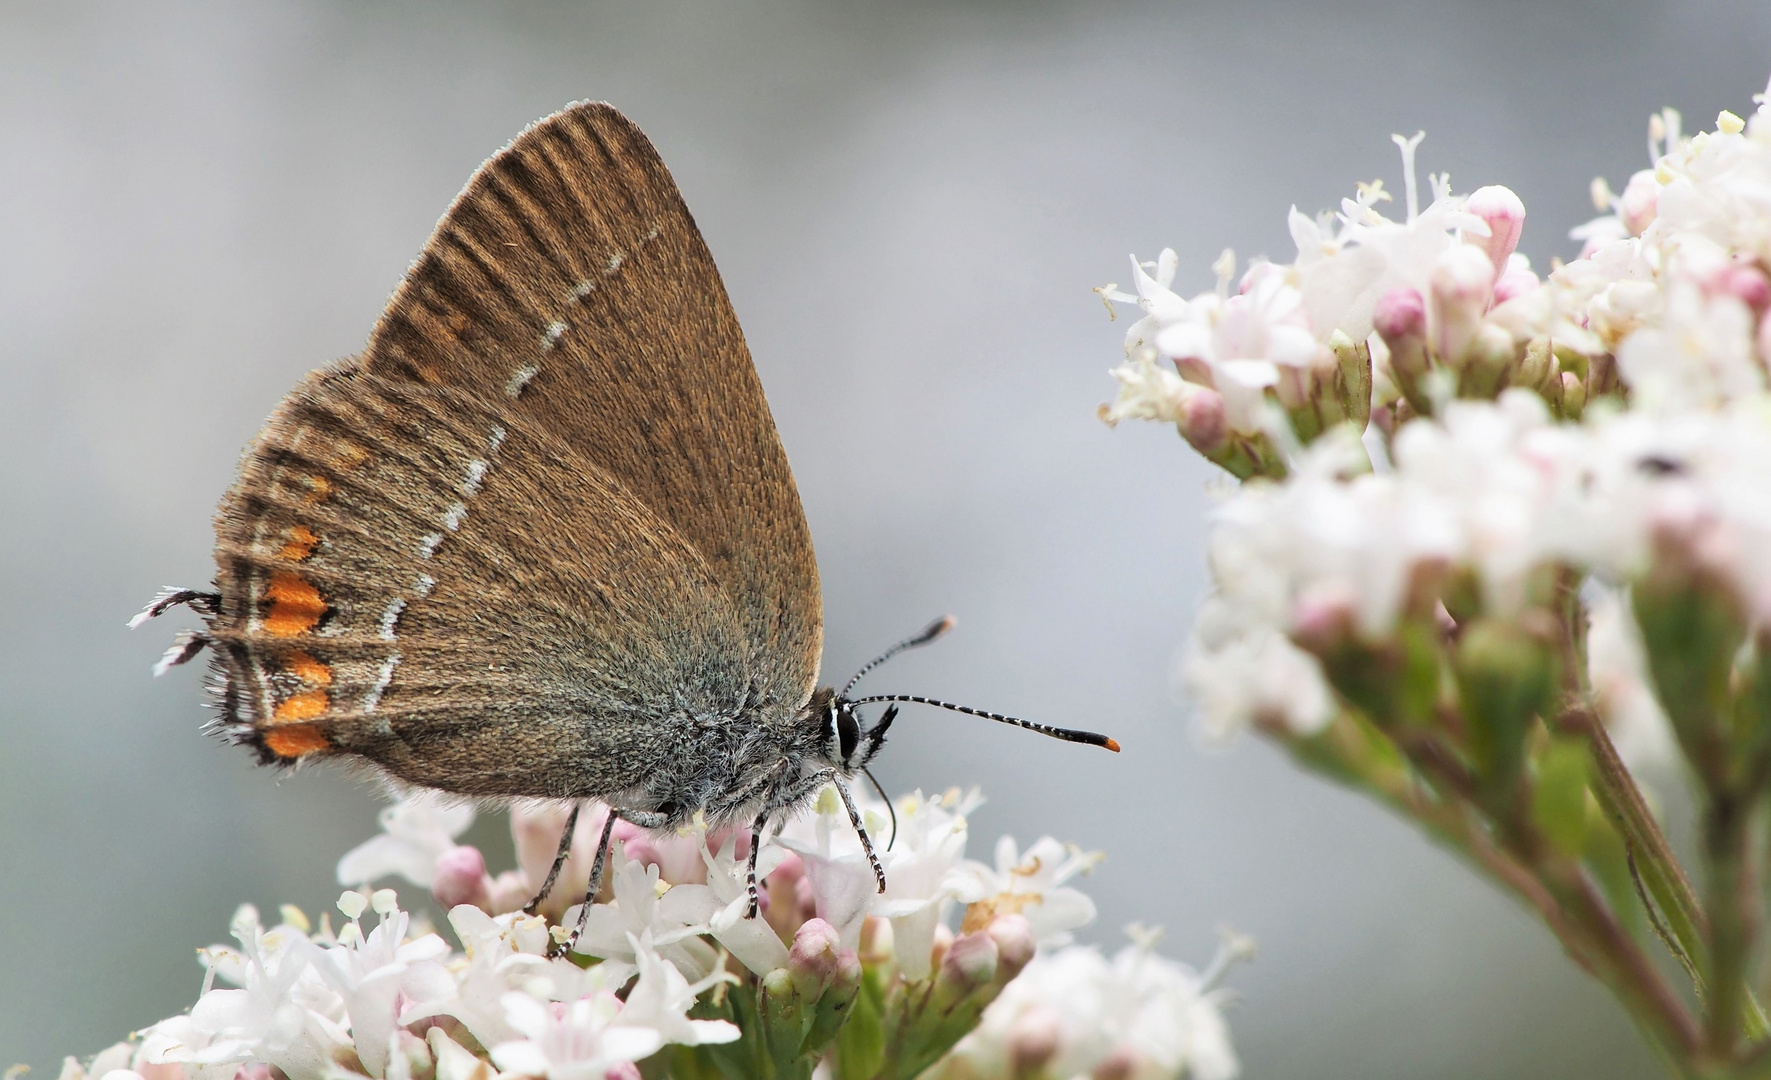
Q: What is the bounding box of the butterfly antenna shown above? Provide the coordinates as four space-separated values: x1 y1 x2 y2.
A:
862 766 898 849
846 693 1121 752
841 615 957 698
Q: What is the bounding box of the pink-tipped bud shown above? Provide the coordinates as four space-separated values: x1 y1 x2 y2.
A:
432 845 493 912
1090 1047 1141 1080
602 1065 642 1080
1492 262 1541 305
232 1067 274 1080
1722 265 1771 312
985 913 1036 982
1373 286 1429 378
1464 186 1526 282
936 930 1000 1000
1008 1007 1063 1075
1178 385 1228 455
788 918 843 1000
1291 586 1359 656
1431 245 1496 363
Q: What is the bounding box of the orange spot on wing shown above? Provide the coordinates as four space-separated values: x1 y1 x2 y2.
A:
263 724 330 758
302 474 334 505
273 689 329 722
263 572 326 637
332 443 370 471
285 650 332 687
279 524 319 561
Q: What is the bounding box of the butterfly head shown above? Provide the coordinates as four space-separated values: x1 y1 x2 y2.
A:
802 685 895 773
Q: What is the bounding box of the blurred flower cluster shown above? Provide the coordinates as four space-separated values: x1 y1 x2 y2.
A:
1102 76 1771 1077
48 787 1244 1080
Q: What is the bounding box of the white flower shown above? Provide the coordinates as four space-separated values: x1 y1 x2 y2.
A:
774 785 890 951
182 905 350 1080
490 991 662 1080
869 788 984 980
307 890 450 1077
934 929 1245 1080
565 847 719 982
337 791 475 889
685 833 793 975
952 835 1102 948
616 931 741 1047
399 904 554 1051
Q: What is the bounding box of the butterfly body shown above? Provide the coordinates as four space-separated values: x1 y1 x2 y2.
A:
140 102 1114 931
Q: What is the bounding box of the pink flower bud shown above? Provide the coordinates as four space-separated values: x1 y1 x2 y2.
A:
1291 585 1359 655
1464 185 1526 282
985 913 1036 982
1008 1007 1063 1075
1492 262 1541 305
1722 265 1771 312
936 930 999 999
432 845 493 912
1178 385 1228 455
1430 245 1496 363
1373 287 1429 379
788 918 843 999
602 1065 642 1080
1091 1047 1142 1080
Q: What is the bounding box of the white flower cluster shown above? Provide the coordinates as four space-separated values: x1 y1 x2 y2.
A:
104 888 730 1080
932 928 1251 1080
60 784 1240 1080
1104 78 1771 757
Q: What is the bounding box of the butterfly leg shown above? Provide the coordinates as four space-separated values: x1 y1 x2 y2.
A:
745 813 766 919
522 802 582 916
832 776 888 894
556 806 668 957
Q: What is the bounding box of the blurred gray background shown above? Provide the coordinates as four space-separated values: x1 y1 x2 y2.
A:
4 1 1769 1076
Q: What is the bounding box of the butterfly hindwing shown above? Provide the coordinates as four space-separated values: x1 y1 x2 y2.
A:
204 103 822 804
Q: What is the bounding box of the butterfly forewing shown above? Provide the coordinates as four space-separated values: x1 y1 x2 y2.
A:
207 103 822 800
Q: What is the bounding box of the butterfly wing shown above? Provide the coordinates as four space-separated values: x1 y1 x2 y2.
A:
204 103 821 803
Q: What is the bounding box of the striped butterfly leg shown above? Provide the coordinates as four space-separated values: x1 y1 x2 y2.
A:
522 802 582 917
832 776 888 896
553 807 668 958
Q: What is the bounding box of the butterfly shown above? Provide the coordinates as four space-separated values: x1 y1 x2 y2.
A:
134 102 1117 947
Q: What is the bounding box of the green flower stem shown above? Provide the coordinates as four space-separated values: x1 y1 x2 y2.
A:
1704 794 1757 1059
1559 705 1771 1048
1262 712 1703 1068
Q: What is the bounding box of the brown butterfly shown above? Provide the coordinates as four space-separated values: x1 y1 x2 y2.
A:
134 102 1117 947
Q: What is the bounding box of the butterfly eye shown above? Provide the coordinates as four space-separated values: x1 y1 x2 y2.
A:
837 707 861 764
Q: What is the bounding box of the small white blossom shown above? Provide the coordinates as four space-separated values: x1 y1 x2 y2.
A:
336 791 474 889
490 991 661 1080
565 847 718 982
952 835 1102 948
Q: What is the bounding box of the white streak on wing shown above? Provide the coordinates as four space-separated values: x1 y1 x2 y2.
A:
606 251 624 273
363 652 401 715
378 598 406 641
505 365 539 399
540 320 568 351
572 279 596 299
442 503 468 532
412 573 436 599
418 532 444 559
487 425 507 454
643 224 660 241
461 459 488 497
